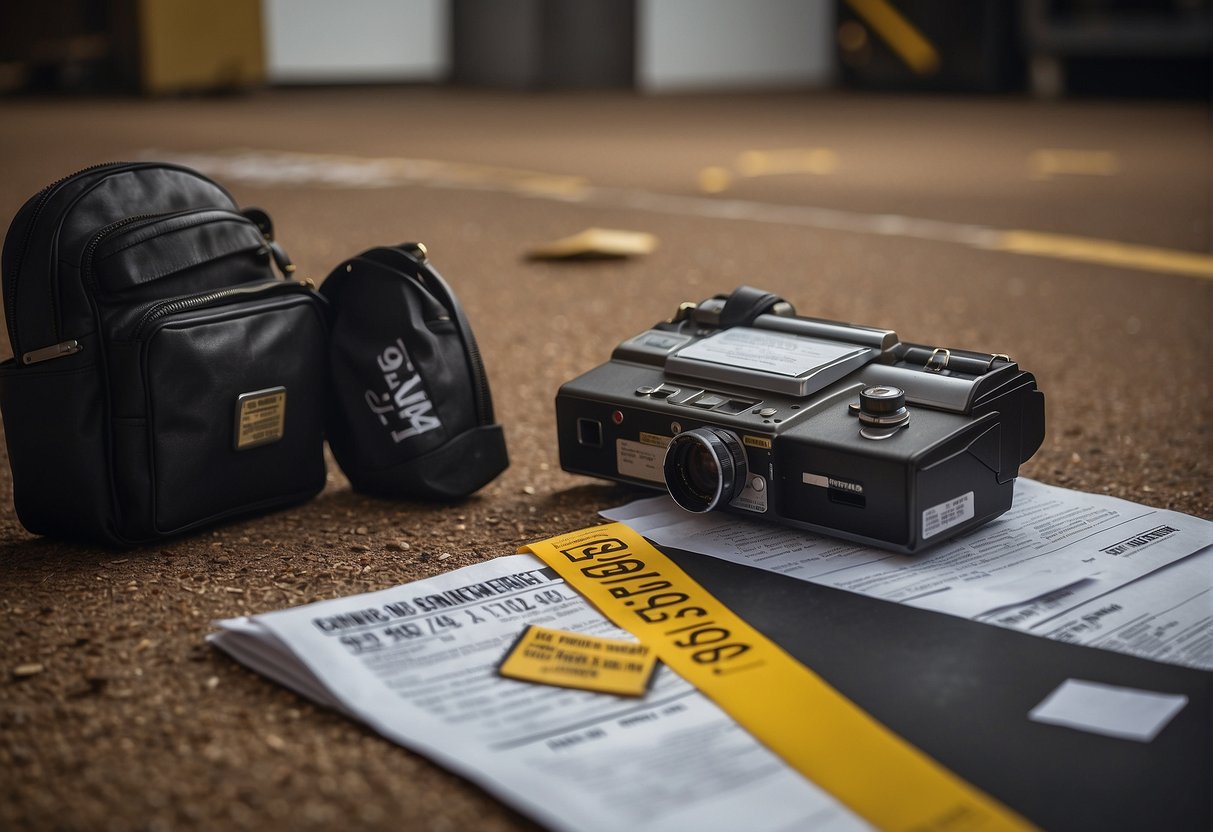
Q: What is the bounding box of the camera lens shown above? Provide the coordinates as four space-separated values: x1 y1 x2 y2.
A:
664 428 747 513
684 443 720 494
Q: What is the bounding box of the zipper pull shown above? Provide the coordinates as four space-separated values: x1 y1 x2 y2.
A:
23 339 82 365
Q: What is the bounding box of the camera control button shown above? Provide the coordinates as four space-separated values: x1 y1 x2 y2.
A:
637 384 680 398
758 407 778 418
856 386 910 439
716 399 753 415
694 394 726 408
859 386 905 415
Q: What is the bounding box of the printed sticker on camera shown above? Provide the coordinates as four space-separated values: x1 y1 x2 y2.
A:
616 437 668 483
923 492 974 539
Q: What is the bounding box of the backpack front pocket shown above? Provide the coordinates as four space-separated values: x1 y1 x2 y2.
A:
86 208 274 301
110 282 327 540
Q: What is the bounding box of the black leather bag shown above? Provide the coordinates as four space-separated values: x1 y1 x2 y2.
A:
0 162 328 545
319 243 508 500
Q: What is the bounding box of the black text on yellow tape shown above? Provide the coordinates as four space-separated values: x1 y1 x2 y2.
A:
522 523 1037 832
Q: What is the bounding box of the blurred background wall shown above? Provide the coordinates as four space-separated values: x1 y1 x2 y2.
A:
0 0 1207 98
263 0 448 84
636 0 834 92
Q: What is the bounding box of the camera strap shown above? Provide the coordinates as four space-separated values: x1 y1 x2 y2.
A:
523 523 1037 832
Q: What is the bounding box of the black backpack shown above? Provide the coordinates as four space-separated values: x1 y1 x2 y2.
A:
0 162 328 545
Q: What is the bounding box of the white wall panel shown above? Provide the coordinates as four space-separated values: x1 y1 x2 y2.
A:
264 0 449 83
639 0 833 92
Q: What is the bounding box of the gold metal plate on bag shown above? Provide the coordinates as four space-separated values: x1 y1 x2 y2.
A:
234 387 286 450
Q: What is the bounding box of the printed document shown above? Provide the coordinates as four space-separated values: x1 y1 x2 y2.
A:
602 479 1213 670
982 546 1212 669
209 555 868 832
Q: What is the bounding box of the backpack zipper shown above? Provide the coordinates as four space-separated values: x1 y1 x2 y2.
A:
81 209 270 295
4 161 128 358
80 212 168 293
18 209 258 364
22 339 82 365
5 162 241 361
463 331 494 426
132 279 309 340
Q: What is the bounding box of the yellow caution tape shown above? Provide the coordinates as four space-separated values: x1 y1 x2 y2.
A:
522 523 1038 832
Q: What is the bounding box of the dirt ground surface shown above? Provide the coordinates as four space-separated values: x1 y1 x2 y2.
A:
0 87 1209 831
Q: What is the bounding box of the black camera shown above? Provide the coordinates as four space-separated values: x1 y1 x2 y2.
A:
557 287 1045 553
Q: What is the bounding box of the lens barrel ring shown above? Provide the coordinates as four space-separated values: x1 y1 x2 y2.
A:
663 427 748 513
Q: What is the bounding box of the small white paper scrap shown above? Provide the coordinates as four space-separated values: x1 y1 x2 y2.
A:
1029 678 1188 742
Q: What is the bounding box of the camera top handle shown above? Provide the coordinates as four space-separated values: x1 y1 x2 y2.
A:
692 286 899 359
718 286 789 328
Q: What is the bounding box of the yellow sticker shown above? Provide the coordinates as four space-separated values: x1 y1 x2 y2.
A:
522 524 1037 832
498 625 658 697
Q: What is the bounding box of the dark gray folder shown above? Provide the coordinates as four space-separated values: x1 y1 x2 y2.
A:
666 547 1212 831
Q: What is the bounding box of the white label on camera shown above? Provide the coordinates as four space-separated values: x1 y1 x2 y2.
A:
923 491 974 539
676 328 863 377
730 475 768 513
616 438 668 484
802 472 866 496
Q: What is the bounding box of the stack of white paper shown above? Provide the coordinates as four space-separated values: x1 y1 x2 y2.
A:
210 555 870 832
602 479 1213 671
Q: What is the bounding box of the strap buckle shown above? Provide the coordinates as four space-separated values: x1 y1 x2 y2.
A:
925 348 950 372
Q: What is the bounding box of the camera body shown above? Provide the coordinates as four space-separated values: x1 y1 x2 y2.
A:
556 287 1045 553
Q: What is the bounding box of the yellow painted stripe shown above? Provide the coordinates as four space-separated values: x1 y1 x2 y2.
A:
846 0 941 75
523 523 1038 832
700 148 836 194
1028 149 1121 180
157 149 1210 280
697 165 732 194
991 230 1213 279
737 148 838 177
427 161 589 197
